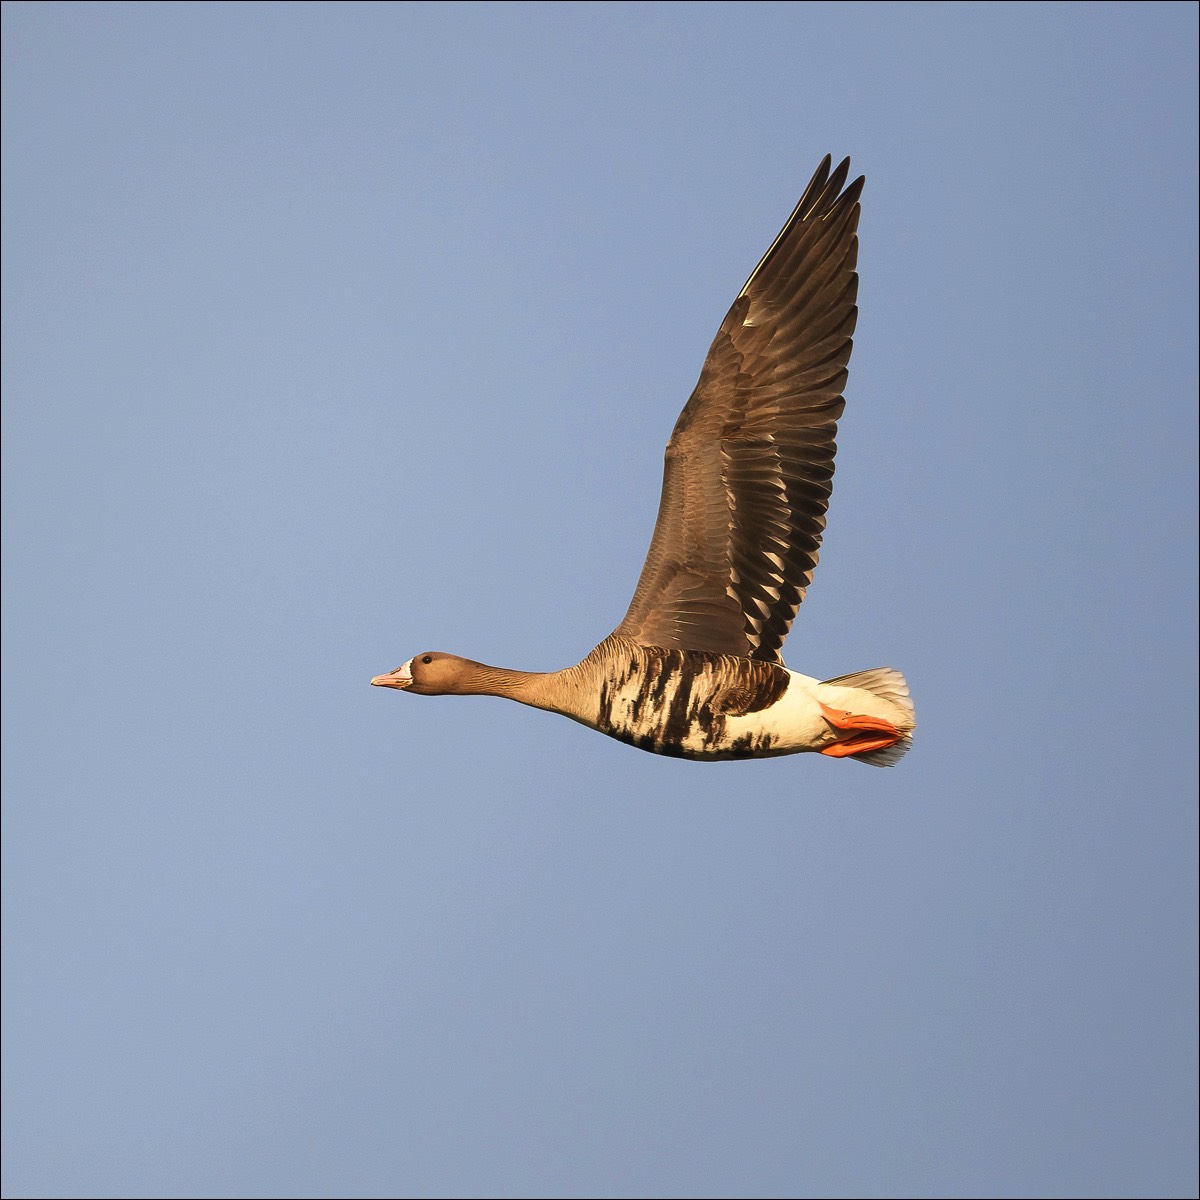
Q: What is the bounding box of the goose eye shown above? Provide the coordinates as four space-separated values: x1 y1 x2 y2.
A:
421 655 433 665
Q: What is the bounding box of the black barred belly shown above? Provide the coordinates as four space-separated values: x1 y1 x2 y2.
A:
593 646 790 760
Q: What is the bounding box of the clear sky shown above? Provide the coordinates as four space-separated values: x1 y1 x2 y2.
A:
2 3 1197 1198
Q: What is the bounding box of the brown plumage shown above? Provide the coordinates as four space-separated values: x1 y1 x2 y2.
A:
373 157 916 765
616 155 861 662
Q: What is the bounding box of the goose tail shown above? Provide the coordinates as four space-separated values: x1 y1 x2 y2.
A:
819 667 915 767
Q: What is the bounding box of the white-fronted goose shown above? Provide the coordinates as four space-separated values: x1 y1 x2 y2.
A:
373 155 915 764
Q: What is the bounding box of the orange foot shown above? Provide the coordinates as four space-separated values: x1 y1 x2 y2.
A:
817 701 903 759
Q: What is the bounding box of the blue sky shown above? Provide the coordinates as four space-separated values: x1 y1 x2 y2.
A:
3 3 1197 1197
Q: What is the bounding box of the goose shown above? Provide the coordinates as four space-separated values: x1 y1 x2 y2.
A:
372 155 915 764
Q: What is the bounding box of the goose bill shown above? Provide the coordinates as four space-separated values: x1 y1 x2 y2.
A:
370 660 413 689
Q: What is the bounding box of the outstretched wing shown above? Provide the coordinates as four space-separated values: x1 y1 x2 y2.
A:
614 156 863 663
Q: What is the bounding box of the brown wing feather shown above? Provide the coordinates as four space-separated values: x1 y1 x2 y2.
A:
614 156 863 662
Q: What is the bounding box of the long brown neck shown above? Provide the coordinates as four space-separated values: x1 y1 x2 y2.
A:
451 660 548 702
451 657 595 723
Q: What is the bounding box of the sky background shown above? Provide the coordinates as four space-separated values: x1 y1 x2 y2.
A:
3 3 1197 1198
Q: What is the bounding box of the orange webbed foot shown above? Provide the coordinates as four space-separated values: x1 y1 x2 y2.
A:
817 701 903 759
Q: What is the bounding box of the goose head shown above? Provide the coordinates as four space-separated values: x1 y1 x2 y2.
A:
371 652 501 696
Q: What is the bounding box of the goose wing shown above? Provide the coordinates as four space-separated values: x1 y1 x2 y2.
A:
614 155 863 663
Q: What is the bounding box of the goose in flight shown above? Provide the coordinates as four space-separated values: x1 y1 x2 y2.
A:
372 155 915 764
